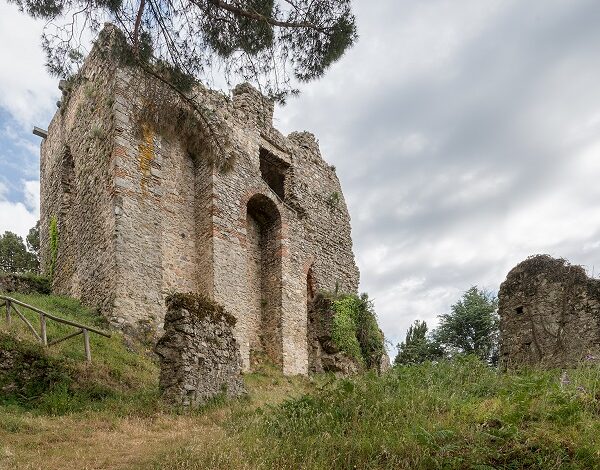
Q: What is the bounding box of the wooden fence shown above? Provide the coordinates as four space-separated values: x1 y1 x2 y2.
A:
0 295 111 362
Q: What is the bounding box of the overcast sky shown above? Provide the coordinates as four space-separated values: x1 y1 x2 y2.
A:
1 0 600 352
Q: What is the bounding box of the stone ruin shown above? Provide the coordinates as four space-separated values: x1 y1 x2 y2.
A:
38 26 360 376
155 293 246 406
499 255 600 368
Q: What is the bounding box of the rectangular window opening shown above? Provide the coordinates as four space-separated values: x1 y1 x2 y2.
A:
259 148 289 200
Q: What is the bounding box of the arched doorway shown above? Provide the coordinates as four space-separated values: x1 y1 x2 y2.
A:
246 194 283 369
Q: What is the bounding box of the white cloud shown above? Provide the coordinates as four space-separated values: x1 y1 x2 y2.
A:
0 3 58 127
2 0 600 360
0 180 39 240
23 180 40 214
0 201 37 240
276 0 600 352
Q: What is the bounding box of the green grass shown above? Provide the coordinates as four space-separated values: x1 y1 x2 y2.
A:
3 292 600 468
147 357 600 469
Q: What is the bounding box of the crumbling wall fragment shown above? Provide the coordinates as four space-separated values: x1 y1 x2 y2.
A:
499 255 600 368
155 293 246 407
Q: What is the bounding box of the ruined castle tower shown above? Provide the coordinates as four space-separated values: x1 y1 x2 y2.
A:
38 27 360 375
499 255 600 368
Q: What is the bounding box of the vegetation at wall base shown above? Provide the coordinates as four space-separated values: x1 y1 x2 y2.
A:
331 292 385 369
145 356 600 469
0 272 51 295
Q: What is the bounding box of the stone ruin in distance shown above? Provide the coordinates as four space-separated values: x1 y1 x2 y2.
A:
499 255 600 369
38 26 360 376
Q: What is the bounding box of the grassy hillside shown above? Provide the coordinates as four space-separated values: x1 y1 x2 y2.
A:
0 292 158 414
2 293 600 469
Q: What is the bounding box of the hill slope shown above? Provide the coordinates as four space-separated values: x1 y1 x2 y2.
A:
1 293 600 469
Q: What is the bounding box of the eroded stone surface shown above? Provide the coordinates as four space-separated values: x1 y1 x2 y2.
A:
499 255 600 368
155 293 245 407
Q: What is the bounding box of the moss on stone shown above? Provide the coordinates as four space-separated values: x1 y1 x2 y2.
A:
138 124 155 193
331 296 363 363
165 292 237 327
48 216 59 278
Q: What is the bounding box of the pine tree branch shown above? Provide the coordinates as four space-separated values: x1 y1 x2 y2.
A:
205 0 328 32
133 0 146 53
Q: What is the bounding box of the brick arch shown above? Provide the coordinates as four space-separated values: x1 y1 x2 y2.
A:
238 189 288 248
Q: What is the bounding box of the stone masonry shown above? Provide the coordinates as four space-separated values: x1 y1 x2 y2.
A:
155 293 245 407
499 255 600 368
39 26 360 375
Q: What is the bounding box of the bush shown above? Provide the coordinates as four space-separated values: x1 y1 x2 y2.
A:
0 272 51 294
331 293 385 369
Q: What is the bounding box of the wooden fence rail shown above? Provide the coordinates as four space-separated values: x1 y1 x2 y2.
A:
0 295 111 362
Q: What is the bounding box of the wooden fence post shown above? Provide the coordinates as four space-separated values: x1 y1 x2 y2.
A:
83 328 91 362
6 299 11 326
40 313 47 346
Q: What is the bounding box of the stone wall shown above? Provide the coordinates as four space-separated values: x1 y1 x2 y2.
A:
155 293 246 407
0 273 51 295
39 31 118 316
499 255 600 368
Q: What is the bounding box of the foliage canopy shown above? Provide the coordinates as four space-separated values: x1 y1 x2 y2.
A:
9 0 358 100
394 319 442 365
0 231 38 274
432 286 499 363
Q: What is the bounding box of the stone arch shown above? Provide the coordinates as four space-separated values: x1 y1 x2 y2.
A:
245 193 283 369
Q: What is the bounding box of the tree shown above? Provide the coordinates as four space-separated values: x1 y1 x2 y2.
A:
394 320 442 365
26 222 41 273
0 231 38 274
9 0 357 101
432 287 499 363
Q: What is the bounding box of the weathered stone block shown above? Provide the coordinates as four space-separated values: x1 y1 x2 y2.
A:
155 293 246 407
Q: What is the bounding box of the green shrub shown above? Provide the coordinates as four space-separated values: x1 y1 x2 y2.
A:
0 293 159 415
0 333 73 408
331 293 385 369
331 296 363 363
